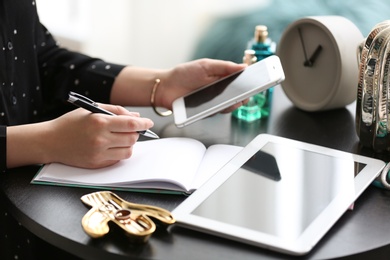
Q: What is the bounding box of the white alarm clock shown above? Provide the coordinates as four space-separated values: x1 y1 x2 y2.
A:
277 16 364 111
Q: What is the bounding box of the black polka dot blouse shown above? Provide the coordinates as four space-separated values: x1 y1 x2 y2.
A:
0 0 126 172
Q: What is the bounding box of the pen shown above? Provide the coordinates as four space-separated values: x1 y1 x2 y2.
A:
67 92 159 139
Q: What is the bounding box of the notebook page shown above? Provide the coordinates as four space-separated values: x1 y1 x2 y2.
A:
34 138 207 191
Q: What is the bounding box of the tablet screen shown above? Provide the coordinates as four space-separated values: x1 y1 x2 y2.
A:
191 141 365 240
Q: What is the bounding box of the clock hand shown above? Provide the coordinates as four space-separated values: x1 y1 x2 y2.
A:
304 45 323 67
297 27 310 65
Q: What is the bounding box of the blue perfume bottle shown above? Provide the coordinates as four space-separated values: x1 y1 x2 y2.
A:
232 25 275 122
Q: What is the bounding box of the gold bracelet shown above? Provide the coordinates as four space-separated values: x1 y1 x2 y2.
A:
150 79 172 117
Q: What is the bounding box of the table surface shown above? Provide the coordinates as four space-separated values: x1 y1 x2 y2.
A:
2 86 390 260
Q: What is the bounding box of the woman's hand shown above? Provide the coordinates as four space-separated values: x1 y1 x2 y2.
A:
110 58 247 112
158 59 247 110
7 104 154 169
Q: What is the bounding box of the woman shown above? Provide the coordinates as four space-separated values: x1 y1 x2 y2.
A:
1 0 246 259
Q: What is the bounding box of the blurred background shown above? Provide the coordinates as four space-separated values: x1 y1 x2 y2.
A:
36 0 390 69
36 0 269 68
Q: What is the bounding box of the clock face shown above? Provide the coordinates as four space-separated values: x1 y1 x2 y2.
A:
278 20 341 111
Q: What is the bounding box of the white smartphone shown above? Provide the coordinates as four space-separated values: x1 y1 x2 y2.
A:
172 55 285 127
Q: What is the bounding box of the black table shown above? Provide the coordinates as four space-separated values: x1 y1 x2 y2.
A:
2 86 390 259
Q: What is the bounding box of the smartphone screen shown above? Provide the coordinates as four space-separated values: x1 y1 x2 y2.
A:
184 59 274 118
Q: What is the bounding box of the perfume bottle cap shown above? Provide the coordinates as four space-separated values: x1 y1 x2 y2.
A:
243 49 257 65
255 25 268 43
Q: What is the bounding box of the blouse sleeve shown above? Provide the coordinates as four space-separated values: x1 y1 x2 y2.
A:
1 26 127 172
0 126 5 173
35 23 126 118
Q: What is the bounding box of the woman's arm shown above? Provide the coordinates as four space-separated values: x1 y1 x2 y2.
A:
6 104 153 169
110 59 246 110
5 59 245 170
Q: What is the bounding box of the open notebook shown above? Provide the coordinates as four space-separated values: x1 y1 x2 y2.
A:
32 138 242 194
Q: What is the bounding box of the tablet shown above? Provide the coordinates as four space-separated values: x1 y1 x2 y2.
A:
172 134 385 255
